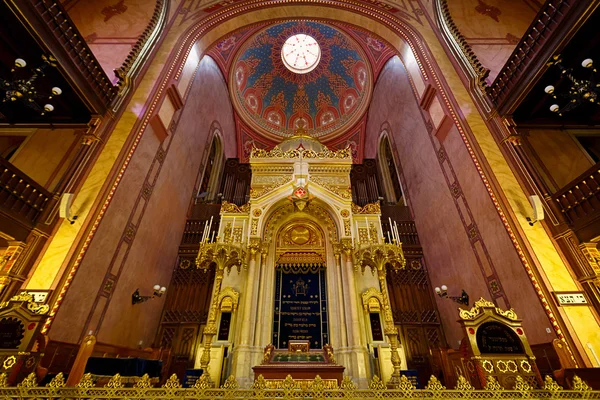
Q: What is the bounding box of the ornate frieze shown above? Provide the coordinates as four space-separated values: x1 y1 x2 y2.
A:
250 146 352 160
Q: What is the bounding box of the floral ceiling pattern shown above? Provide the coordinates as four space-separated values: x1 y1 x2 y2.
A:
229 21 373 142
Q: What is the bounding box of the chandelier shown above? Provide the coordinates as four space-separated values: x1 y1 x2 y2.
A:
0 55 62 116
543 55 598 116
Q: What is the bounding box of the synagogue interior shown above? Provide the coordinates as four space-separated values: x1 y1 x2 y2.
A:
1 0 600 397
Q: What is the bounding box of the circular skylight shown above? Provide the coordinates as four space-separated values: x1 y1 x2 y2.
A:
281 34 321 74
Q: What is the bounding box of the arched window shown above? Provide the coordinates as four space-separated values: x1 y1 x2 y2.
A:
376 134 403 204
196 132 224 204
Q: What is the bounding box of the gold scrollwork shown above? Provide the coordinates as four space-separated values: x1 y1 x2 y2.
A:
496 360 508 373
506 360 518 373
459 297 499 320
351 202 381 214
310 176 352 199
481 359 494 373
520 360 532 373
250 146 352 160
250 176 292 199
220 201 250 214
2 356 16 370
26 302 49 315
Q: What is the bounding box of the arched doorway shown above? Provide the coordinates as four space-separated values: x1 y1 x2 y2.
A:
273 220 329 349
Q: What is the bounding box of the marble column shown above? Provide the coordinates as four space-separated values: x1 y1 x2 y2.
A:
341 239 370 387
232 239 261 386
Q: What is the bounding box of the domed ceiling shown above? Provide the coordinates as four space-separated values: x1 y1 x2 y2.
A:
229 21 373 142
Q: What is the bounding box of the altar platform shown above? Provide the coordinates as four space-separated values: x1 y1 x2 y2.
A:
252 342 345 388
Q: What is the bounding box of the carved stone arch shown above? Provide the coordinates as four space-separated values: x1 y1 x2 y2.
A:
275 219 327 264
262 199 340 244
217 287 239 312
362 288 384 313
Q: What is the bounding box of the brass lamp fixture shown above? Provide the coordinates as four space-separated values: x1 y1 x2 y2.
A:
544 55 598 116
0 55 62 115
435 285 470 306
132 285 166 305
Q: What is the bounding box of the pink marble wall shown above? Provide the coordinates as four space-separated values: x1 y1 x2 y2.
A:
49 56 236 347
446 0 541 82
365 56 552 347
65 0 156 83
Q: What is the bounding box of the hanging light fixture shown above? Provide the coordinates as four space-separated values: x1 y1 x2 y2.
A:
0 54 62 116
543 55 599 116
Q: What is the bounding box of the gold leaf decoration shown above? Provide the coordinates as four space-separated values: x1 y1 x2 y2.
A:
195 373 213 390
399 374 416 391
47 372 65 388
221 375 239 390
163 373 181 390
513 376 531 391
26 301 50 315
351 202 381 214
459 297 501 320
340 375 356 391
425 375 446 391
573 375 591 391
252 374 267 390
281 374 297 390
0 373 7 388
484 377 503 391
312 375 325 395
134 374 153 389
77 373 95 389
369 375 386 391
543 375 562 391
105 373 124 389
17 372 37 388
220 201 251 214
455 375 474 391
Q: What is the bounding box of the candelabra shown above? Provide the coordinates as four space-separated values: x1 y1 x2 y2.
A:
434 285 470 306
0 55 62 115
351 237 405 387
544 55 598 116
196 226 248 384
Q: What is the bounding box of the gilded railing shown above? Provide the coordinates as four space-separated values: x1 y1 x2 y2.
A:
2 372 598 399
0 157 51 225
113 0 168 97
436 0 489 88
553 164 600 226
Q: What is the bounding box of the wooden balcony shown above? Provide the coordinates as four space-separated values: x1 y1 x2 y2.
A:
552 163 600 240
487 0 591 115
5 0 117 116
0 157 51 234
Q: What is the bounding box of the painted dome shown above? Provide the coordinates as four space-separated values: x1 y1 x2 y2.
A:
230 21 373 142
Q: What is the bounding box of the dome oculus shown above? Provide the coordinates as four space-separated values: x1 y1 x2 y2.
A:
281 34 321 74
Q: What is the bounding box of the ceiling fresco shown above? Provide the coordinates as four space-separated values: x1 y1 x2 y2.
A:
206 20 396 162
228 21 373 142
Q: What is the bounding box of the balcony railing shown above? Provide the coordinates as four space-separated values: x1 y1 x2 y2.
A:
487 0 579 114
2 371 598 398
0 158 51 225
552 164 600 226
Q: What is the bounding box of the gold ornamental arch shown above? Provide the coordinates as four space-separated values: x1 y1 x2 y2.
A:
275 219 327 266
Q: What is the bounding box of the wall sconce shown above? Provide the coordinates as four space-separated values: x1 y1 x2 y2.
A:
434 285 470 306
132 285 166 305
